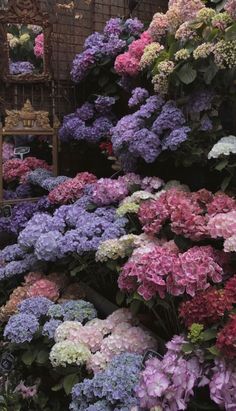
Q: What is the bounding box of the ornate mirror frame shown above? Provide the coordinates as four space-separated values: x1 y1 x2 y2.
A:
0 99 59 205
0 0 52 82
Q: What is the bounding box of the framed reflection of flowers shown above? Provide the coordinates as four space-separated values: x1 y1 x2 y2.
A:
0 0 52 82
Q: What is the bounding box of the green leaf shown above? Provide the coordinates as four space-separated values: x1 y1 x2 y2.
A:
207 345 220 356
182 343 194 354
177 63 197 85
201 329 217 341
116 291 125 306
204 63 218 85
221 175 232 191
225 23 236 41
215 159 228 171
36 350 48 365
51 382 63 392
63 374 79 395
130 300 141 315
189 21 204 30
21 350 37 366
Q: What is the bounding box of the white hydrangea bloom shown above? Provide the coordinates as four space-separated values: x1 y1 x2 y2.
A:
208 136 236 159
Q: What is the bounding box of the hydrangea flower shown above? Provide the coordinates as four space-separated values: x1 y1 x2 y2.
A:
50 340 91 367
18 296 54 318
4 313 39 343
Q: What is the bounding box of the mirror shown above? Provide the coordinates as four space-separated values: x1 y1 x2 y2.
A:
2 134 53 200
7 24 44 75
0 0 51 82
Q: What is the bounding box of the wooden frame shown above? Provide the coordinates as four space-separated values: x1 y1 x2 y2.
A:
0 99 59 205
0 0 52 83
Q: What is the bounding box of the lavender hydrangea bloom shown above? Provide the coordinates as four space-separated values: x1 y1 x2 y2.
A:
27 168 53 186
128 88 150 108
42 319 62 339
152 101 186 135
209 359 236 410
10 61 35 75
95 96 116 113
4 255 36 279
200 115 213 131
15 183 33 198
138 95 164 119
187 89 214 114
103 18 123 36
84 32 105 49
103 35 126 56
0 244 25 262
62 300 97 323
59 117 85 142
4 313 39 343
18 213 54 250
70 353 142 410
76 103 95 121
86 402 112 411
162 126 191 151
129 129 161 162
18 297 54 318
35 230 63 261
124 18 144 35
71 48 97 83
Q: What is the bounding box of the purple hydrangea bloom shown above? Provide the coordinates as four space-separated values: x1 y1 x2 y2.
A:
128 88 150 108
4 254 38 279
86 402 112 411
200 115 213 131
71 48 97 83
10 61 35 75
103 18 123 36
95 96 116 113
187 89 214 114
42 319 62 339
4 313 39 343
138 95 164 119
41 176 70 192
76 102 95 121
18 297 54 318
162 126 191 151
124 18 144 36
18 213 54 250
84 32 105 49
209 359 236 410
103 35 126 56
15 183 33 198
35 230 63 262
0 244 25 262
27 168 53 186
129 128 161 163
70 353 142 410
151 101 186 135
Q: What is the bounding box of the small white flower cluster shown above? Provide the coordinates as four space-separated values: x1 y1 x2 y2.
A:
208 136 236 159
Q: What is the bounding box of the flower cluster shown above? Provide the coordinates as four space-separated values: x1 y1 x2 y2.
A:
34 33 44 58
119 244 224 300
139 187 236 241
71 17 143 83
111 93 189 171
70 353 142 411
48 172 97 204
208 136 236 158
114 31 152 77
59 97 116 144
4 313 39 343
9 61 35 75
3 157 51 183
136 335 202 410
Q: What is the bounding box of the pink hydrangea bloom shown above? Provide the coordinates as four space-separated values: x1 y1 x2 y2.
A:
208 211 236 239
34 33 44 58
114 31 152 76
48 172 97 204
209 359 236 410
15 381 37 399
119 244 223 300
92 178 129 206
148 12 169 41
3 157 51 183
24 271 44 285
225 0 236 20
27 279 59 301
